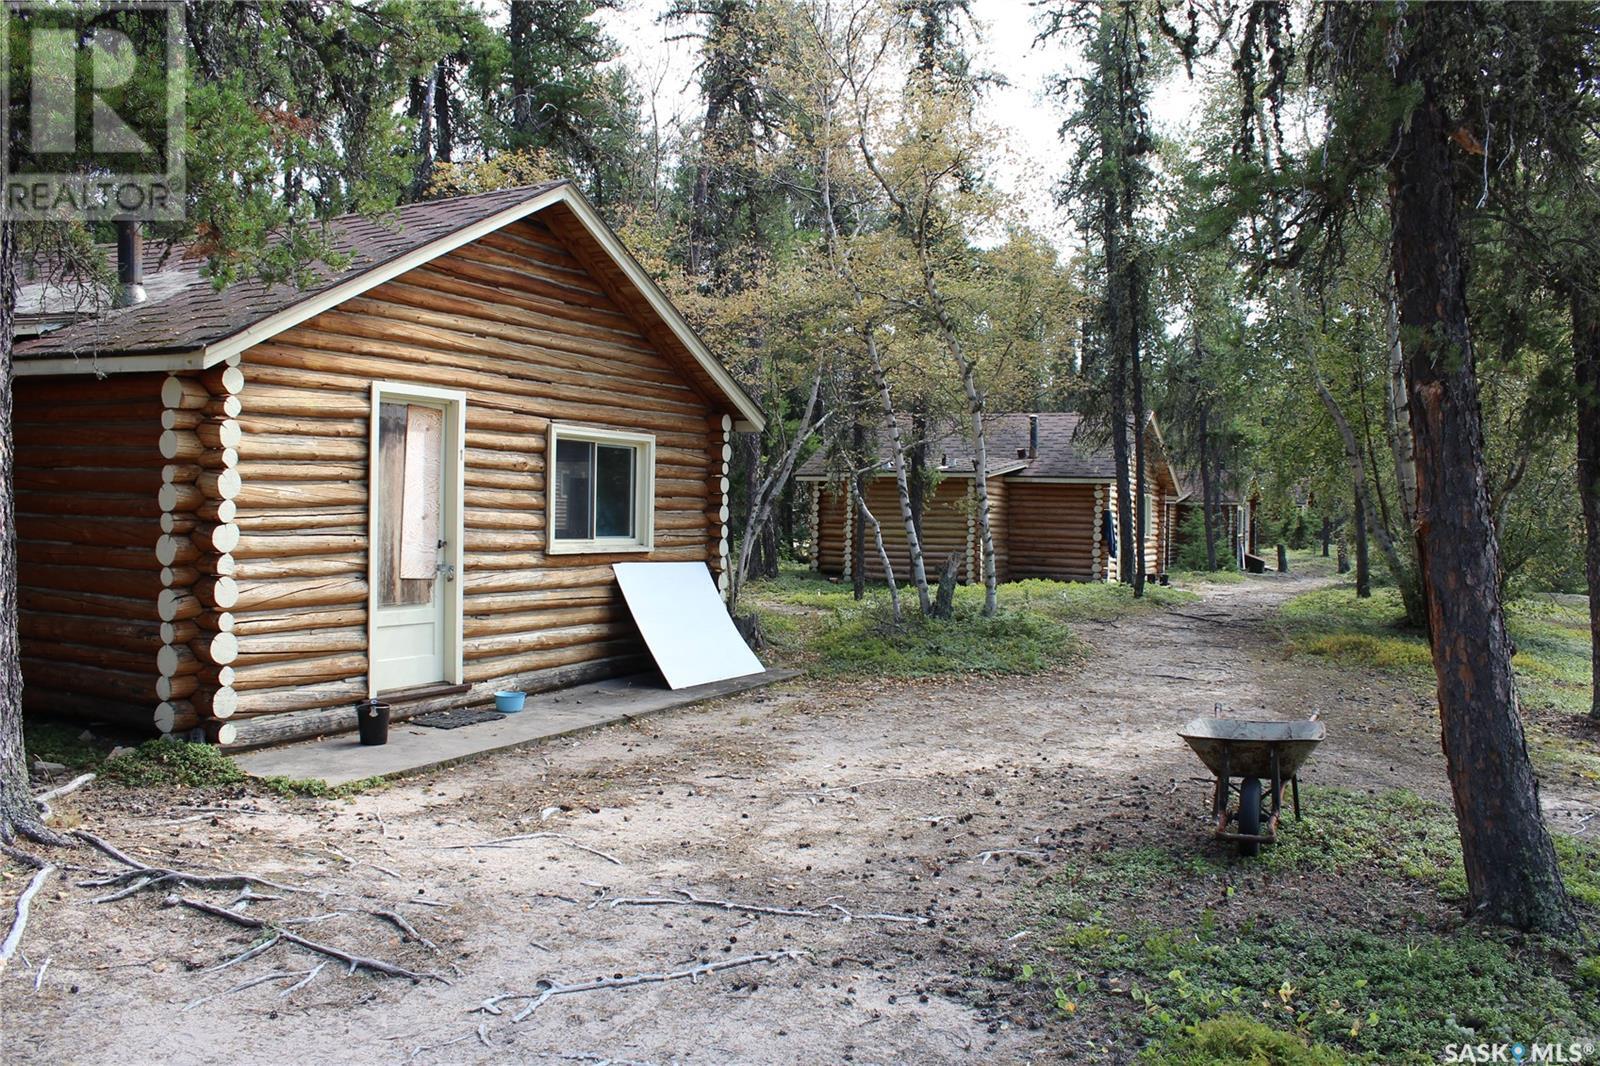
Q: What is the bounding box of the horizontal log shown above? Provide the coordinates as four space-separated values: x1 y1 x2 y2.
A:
239 383 367 419
21 563 159 598
202 720 239 745
194 685 238 720
462 605 622 639
22 659 153 703
231 653 366 692
233 532 363 559
157 589 201 622
157 642 198 677
463 638 640 685
232 553 363 581
233 576 367 612
162 620 201 644
195 576 239 610
197 420 242 450
19 542 159 571
154 699 198 734
238 414 368 440
162 375 208 410
198 469 242 501
237 434 366 462
229 605 363 636
463 621 620 661
234 481 366 509
156 672 198 702
233 625 366 665
21 688 154 730
236 460 365 483
231 677 368 718
193 630 239 666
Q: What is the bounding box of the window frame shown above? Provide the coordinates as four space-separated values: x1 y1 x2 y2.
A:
546 422 656 555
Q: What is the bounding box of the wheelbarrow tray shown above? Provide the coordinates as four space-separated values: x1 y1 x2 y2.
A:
1178 717 1325 781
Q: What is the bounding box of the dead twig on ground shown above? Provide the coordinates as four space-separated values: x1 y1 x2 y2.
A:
166 894 448 984
438 833 622 866
372 909 438 951
974 849 1047 864
594 888 930 925
32 955 51 991
74 830 311 898
33 773 94 818
202 934 282 973
478 950 807 1023
182 963 326 1012
0 866 55 974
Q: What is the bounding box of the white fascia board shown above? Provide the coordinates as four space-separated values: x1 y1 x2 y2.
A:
13 348 206 377
1004 476 1114 484
557 193 765 432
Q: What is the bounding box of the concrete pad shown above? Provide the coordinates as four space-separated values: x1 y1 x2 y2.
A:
231 669 800 787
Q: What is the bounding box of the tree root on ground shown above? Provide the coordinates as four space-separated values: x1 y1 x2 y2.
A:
167 893 449 984
593 888 930 925
0 864 54 974
74 829 312 899
478 949 808 1023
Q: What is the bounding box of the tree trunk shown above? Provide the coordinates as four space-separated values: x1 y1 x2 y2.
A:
1320 516 1331 557
1131 379 1147 596
0 222 66 852
1353 482 1370 597
1198 403 1219 572
1276 543 1287 573
961 367 998 617
1390 75 1573 934
867 327 932 615
850 418 865 601
1313 356 1424 621
855 487 900 623
1385 276 1419 530
909 407 927 543
1573 283 1600 721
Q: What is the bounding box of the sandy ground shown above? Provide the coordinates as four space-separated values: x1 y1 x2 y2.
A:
4 571 1596 1065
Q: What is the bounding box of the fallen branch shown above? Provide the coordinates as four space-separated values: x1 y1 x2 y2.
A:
33 956 51 991
74 830 310 897
167 894 448 984
478 950 807 1023
0 866 55 974
182 964 325 1012
202 933 282 973
34 773 95 807
597 889 929 926
372 908 438 951
974 849 1047 865
439 833 622 867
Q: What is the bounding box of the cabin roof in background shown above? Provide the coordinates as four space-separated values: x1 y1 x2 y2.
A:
796 412 1177 487
12 182 764 429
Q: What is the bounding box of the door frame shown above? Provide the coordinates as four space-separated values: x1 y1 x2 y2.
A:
366 380 467 696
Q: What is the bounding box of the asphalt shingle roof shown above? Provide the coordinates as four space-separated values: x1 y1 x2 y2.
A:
797 412 1126 481
14 182 566 359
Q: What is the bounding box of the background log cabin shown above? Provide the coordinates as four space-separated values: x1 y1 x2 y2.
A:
798 413 1178 585
10 183 762 749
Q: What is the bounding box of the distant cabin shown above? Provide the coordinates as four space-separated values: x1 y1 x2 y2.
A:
796 412 1179 584
1164 473 1257 572
11 182 762 748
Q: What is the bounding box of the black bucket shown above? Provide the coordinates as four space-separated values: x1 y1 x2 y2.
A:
356 699 391 746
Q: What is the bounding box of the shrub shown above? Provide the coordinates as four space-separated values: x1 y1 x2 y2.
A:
1142 1016 1348 1066
101 738 246 788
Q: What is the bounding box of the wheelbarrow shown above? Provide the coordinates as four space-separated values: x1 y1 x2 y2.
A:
1178 713 1326 857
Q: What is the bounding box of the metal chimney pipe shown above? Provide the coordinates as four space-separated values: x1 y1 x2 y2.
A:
1028 415 1039 458
114 219 146 308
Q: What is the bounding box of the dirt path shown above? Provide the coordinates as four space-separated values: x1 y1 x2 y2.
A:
5 573 1593 1065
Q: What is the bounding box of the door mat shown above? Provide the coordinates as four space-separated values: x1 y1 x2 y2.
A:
410 708 506 730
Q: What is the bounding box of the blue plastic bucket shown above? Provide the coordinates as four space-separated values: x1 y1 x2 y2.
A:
494 690 526 713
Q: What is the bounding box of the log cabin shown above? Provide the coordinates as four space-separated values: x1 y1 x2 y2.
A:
1164 472 1255 571
10 182 763 748
797 412 1178 585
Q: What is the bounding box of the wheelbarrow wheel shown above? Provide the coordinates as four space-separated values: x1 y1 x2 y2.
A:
1236 778 1262 857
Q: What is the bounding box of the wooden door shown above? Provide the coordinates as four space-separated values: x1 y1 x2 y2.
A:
372 398 452 691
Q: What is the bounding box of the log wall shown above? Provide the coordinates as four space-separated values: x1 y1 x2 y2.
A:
14 372 165 727
1006 482 1101 581
206 216 720 742
813 477 1007 584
